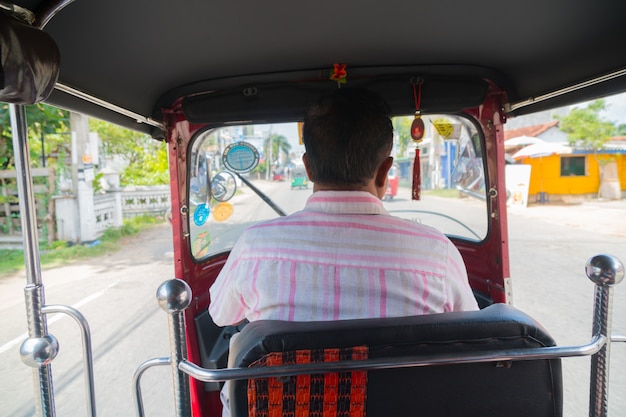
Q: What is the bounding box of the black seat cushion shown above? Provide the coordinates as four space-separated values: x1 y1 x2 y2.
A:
229 303 562 417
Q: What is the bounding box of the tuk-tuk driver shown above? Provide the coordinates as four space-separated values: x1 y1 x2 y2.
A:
209 88 478 326
209 87 478 417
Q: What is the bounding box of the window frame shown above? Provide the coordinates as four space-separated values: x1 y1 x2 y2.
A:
560 155 587 177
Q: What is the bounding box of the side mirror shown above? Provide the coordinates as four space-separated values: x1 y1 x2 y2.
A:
211 171 237 202
0 13 60 104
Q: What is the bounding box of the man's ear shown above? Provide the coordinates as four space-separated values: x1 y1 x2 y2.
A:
375 157 394 187
302 153 313 180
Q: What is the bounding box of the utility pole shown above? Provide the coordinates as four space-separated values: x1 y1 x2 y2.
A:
69 112 96 242
266 128 273 181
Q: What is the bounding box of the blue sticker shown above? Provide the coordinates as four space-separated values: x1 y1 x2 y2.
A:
193 203 210 226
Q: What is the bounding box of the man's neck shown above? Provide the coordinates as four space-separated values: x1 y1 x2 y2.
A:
313 181 381 199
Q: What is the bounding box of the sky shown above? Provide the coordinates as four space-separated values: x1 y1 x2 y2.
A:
599 91 626 125
255 123 305 159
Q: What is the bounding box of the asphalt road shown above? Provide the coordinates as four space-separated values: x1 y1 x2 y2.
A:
0 187 625 417
506 198 626 417
0 224 176 417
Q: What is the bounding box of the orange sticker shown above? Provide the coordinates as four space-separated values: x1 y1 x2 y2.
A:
213 202 234 222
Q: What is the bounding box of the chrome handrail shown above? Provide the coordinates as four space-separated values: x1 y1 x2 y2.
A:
144 255 623 417
133 280 193 417
133 357 171 417
506 68 626 113
42 305 97 417
54 83 164 131
178 334 606 382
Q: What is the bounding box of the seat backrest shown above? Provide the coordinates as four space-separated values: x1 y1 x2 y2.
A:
228 303 562 417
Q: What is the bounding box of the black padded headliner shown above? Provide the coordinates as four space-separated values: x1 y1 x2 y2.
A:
182 71 490 126
7 0 626 134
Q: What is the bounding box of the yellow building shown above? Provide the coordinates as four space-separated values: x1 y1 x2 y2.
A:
517 151 625 203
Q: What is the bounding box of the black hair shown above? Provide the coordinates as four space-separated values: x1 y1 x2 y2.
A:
303 88 393 187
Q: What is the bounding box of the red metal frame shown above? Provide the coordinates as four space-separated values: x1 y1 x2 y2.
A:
164 83 511 415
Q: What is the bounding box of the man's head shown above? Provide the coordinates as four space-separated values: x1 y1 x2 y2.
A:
302 88 394 194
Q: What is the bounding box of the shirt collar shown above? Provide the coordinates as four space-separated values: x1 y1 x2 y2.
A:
304 190 389 215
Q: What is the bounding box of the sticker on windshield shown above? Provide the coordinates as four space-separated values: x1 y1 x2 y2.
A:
193 203 210 226
222 142 259 173
213 202 234 222
193 231 210 257
432 118 461 139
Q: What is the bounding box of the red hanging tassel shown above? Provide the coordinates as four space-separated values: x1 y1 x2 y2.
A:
412 148 421 200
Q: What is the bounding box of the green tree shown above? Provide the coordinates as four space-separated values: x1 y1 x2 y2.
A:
392 116 412 157
89 118 168 186
556 99 616 150
0 103 69 169
120 140 169 186
557 99 621 198
617 123 626 136
264 134 291 165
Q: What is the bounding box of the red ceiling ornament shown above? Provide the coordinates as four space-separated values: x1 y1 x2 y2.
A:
411 118 425 141
330 63 347 85
410 78 424 200
410 78 425 142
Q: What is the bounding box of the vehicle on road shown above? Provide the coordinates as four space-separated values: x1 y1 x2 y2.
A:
290 167 308 189
384 164 399 201
2 1 625 417
272 167 285 182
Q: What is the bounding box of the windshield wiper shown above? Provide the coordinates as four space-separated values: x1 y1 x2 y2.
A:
235 173 287 217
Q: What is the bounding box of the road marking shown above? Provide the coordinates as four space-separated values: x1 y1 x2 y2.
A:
0 282 117 355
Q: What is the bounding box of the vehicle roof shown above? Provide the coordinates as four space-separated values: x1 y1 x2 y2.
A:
7 0 626 135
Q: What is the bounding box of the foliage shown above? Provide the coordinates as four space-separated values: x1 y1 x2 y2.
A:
1 106 168 186
617 123 626 136
89 118 145 156
264 134 291 165
257 134 291 178
251 159 267 178
0 103 70 169
556 99 616 150
0 215 165 277
392 116 413 157
93 172 105 193
89 118 169 186
119 140 169 186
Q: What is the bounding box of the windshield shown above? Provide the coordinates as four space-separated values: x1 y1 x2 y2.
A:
188 115 487 260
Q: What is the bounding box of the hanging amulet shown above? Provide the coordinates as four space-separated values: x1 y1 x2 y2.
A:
411 114 425 142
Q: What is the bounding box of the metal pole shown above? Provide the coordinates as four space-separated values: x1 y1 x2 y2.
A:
10 103 57 417
156 279 193 417
10 104 44 285
585 254 625 417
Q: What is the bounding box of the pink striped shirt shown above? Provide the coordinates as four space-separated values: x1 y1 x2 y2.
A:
208 190 478 326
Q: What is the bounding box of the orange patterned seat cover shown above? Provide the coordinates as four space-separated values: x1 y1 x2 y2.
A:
248 346 368 417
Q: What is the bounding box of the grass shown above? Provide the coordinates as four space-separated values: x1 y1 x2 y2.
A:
420 188 461 198
0 215 165 277
398 182 462 199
